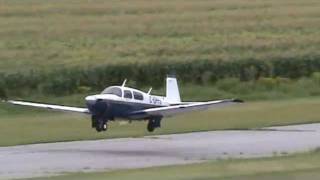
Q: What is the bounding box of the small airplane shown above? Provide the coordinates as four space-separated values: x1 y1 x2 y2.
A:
4 75 243 132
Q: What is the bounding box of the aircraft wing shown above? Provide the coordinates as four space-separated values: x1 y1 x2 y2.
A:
129 99 243 119
6 100 90 114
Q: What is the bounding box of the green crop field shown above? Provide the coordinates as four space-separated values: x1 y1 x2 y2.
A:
0 0 320 73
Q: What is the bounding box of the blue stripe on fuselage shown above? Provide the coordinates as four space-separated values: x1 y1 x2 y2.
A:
87 99 165 120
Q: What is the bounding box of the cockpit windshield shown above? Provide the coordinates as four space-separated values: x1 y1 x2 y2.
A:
101 87 122 97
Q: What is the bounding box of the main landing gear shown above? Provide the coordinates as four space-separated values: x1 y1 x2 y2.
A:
92 116 163 133
147 117 162 132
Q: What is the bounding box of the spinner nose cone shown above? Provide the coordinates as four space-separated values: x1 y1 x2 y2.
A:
85 95 96 102
85 95 108 116
85 96 97 108
85 95 97 113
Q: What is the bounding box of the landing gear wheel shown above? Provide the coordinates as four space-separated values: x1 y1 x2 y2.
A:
96 119 107 132
147 117 162 132
147 121 155 132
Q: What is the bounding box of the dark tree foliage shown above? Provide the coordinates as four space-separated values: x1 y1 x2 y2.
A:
0 74 7 99
0 87 6 99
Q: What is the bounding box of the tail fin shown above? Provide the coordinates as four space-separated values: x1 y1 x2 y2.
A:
166 75 181 104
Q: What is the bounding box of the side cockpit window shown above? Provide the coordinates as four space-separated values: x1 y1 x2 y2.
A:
124 90 132 99
101 87 122 97
133 91 144 100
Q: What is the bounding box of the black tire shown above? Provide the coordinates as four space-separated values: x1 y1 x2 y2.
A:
96 126 102 132
96 119 105 132
147 121 155 132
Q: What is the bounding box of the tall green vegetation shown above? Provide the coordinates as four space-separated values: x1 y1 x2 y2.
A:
0 87 7 99
2 57 320 96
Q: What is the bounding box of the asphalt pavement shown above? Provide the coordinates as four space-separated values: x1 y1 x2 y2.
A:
1 123 320 179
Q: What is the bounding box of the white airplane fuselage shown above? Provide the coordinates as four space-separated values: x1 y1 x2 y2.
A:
85 86 169 121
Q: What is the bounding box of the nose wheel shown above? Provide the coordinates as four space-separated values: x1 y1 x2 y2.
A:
96 119 108 132
92 116 108 132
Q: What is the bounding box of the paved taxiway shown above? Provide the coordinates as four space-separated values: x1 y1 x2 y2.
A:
1 123 320 179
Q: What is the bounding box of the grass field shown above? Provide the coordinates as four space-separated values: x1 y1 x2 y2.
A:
28 150 320 180
1 97 320 146
0 0 320 73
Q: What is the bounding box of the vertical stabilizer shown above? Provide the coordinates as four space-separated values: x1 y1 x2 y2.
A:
166 75 181 104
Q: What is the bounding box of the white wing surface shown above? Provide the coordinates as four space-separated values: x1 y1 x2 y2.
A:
6 100 89 114
129 99 243 119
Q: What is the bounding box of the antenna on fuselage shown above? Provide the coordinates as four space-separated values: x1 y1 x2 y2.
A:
147 87 152 95
122 79 127 87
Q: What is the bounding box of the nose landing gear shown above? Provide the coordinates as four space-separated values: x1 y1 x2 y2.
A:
92 116 108 132
96 119 108 132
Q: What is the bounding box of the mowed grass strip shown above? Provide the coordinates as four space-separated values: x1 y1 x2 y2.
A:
0 97 319 146
0 0 320 72
28 150 320 180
